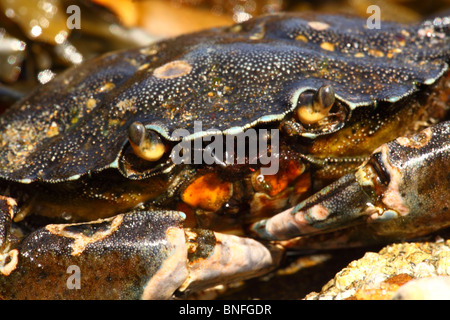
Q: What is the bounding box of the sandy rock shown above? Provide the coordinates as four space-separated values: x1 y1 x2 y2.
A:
305 239 450 300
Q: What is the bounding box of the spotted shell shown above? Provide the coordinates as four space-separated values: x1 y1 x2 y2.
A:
0 12 448 183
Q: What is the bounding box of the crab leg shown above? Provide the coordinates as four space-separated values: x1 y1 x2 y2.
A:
252 121 450 242
0 206 283 299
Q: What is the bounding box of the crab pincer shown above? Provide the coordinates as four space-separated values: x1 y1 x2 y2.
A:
253 122 450 243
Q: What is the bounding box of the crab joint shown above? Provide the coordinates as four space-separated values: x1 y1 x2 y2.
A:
295 84 335 125
128 121 165 161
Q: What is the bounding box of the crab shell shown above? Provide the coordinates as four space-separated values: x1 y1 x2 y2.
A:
0 12 448 184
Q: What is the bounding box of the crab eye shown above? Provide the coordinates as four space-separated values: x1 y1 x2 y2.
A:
128 121 165 162
295 84 335 125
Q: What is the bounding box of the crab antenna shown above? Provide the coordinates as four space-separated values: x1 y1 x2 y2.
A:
128 121 165 161
295 84 335 125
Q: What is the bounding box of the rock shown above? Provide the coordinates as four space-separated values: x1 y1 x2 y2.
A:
305 239 450 300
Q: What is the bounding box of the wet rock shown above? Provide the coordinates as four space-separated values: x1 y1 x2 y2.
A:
305 239 450 300
392 276 450 300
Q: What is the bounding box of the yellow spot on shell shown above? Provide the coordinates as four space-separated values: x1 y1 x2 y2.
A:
369 49 385 57
140 47 158 55
108 119 121 127
320 42 335 51
182 173 233 212
354 52 365 58
295 35 308 42
116 98 137 116
99 82 115 93
138 63 151 71
401 30 410 37
46 121 60 138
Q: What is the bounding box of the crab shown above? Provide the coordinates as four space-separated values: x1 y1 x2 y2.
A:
0 12 448 299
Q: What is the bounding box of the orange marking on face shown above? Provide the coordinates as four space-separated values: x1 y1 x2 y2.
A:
182 173 232 212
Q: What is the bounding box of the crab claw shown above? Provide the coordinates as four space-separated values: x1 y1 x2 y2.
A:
0 210 283 299
252 121 450 242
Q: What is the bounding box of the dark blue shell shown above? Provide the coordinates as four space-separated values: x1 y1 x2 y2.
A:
0 12 448 182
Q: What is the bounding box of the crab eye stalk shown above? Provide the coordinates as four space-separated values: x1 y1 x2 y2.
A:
295 84 335 125
128 121 165 161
